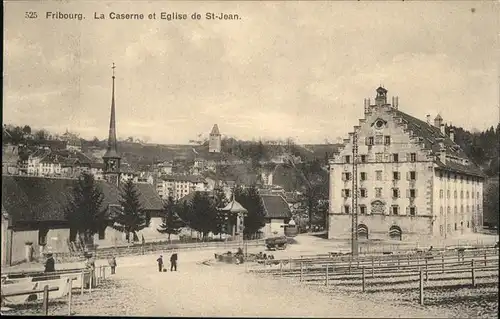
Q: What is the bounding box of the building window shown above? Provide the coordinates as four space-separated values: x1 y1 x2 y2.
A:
467 221 470 228
342 172 352 181
409 171 416 180
360 155 367 163
460 190 464 198
440 190 444 198
447 190 450 198
360 172 367 181
376 170 383 181
360 205 367 215
375 153 383 162
367 137 374 146
360 188 367 198
39 227 49 246
342 189 351 198
98 228 106 240
439 225 443 235
454 206 457 213
345 155 351 164
392 188 400 198
476 192 479 199
393 171 400 180
466 191 469 198
471 191 474 199
375 188 382 198
440 206 443 215
393 153 399 162
409 189 417 198
410 153 417 162
409 207 416 216
392 205 399 215
384 136 391 145
466 205 470 213
454 190 457 198
344 205 350 214
375 135 383 145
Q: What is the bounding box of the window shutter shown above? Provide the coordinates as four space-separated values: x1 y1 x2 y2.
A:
406 189 410 198
406 206 409 215
341 173 345 181
341 189 345 198
365 137 368 145
406 153 410 162
406 172 410 180
341 205 345 214
415 207 418 215
384 154 389 162
414 172 418 180
415 189 418 198
398 172 401 180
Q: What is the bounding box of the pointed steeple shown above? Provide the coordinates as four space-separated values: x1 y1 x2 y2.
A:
103 63 120 159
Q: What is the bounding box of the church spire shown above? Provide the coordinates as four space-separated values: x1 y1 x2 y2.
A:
103 62 120 159
103 63 121 187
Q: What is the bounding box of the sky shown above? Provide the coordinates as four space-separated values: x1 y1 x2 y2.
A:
3 1 500 145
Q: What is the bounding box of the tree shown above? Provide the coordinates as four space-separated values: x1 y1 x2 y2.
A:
22 125 31 136
157 196 185 241
188 192 218 240
484 179 499 231
34 129 49 141
234 185 266 238
213 186 229 239
65 173 107 245
112 179 150 243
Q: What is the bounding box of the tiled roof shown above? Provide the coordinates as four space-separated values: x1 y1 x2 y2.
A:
220 200 247 213
130 183 164 211
2 176 162 224
210 124 220 135
260 195 292 219
161 174 205 183
393 109 484 178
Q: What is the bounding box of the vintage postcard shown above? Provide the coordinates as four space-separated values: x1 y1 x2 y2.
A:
2 0 499 317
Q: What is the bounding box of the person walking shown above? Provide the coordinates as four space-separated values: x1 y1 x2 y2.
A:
85 253 96 288
157 255 164 272
170 253 178 271
44 253 55 273
108 256 117 275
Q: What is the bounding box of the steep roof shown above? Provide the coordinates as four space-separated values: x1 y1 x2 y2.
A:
2 176 162 224
393 109 484 177
220 200 247 213
260 194 292 219
161 174 205 183
210 124 220 135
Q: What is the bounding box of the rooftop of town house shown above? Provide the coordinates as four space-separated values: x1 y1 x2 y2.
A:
260 194 292 219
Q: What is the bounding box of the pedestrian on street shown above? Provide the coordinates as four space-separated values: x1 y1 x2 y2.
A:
108 256 117 274
170 253 178 271
85 253 96 288
157 255 164 272
44 253 55 273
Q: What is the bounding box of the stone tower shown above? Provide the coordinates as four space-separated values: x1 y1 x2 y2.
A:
209 124 221 153
102 63 121 186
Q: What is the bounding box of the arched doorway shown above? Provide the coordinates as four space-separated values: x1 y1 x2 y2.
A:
389 225 402 241
357 224 369 240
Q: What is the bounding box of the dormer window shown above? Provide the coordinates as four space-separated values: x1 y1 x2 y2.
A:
375 120 384 129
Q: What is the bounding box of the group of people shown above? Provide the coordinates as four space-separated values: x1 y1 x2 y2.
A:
156 253 178 272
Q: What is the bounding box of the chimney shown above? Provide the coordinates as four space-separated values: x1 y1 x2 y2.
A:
426 115 431 124
449 127 455 142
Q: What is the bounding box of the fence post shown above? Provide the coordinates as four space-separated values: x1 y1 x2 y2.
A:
42 285 49 315
419 269 424 306
362 267 365 292
397 256 400 270
300 262 303 282
289 257 292 270
484 250 487 266
471 259 476 288
408 254 410 266
425 258 428 282
348 258 352 274
371 257 375 278
103 266 106 281
325 264 329 286
280 261 283 277
89 270 93 294
80 270 84 295
441 255 444 274
68 279 73 316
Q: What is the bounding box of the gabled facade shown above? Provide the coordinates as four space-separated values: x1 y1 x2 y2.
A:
328 87 485 242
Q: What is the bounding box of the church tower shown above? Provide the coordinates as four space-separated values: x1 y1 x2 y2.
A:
209 124 221 153
102 63 121 186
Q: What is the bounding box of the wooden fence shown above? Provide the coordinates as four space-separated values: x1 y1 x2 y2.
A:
249 247 499 306
1 266 110 316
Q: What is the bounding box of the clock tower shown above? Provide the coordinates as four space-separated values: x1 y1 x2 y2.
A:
103 63 121 186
